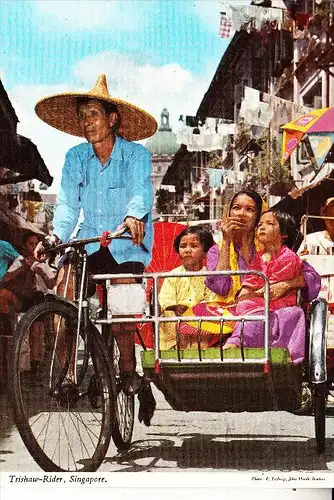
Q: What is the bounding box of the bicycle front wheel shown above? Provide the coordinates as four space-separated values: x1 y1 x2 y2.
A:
11 299 113 472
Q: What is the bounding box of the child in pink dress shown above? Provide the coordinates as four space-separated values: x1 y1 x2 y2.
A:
222 210 312 362
235 210 302 316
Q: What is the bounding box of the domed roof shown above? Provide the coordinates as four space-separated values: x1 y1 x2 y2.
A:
146 108 179 156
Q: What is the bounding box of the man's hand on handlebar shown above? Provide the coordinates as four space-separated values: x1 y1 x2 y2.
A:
123 216 145 246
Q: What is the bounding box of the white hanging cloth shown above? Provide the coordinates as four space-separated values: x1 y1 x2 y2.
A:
222 4 285 33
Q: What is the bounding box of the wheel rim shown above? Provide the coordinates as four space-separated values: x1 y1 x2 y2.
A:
14 304 112 471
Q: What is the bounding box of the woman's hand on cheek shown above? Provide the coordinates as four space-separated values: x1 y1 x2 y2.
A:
221 217 244 242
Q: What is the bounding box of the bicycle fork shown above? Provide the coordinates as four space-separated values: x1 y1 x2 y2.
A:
50 249 90 388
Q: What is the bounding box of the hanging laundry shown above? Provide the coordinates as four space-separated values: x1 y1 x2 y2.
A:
176 118 235 152
251 0 272 6
219 12 232 38
239 86 313 132
208 169 223 188
225 4 285 33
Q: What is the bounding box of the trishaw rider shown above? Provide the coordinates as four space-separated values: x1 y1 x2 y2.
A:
34 74 157 395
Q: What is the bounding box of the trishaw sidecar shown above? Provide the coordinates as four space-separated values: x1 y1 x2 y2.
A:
137 268 328 455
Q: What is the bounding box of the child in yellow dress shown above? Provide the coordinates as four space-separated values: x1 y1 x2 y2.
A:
158 226 215 350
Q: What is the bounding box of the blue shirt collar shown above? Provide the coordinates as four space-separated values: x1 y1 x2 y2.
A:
87 135 123 163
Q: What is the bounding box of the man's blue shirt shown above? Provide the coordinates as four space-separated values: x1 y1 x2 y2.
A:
0 240 19 280
53 135 154 267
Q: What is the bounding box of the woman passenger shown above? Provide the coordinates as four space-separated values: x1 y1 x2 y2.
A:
204 189 321 363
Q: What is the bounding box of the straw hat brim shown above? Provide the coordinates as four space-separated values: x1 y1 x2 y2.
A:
35 92 158 142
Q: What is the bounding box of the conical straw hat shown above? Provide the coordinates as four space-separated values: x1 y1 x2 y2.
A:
35 75 158 142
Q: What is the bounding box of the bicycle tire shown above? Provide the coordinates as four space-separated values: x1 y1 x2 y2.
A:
314 382 326 454
11 299 113 472
110 336 135 450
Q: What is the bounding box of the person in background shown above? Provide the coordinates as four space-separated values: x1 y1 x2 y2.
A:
0 231 56 372
299 197 334 256
0 231 55 314
0 239 19 280
298 197 334 398
0 239 20 335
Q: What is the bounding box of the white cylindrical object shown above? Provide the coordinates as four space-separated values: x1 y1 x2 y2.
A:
107 283 146 315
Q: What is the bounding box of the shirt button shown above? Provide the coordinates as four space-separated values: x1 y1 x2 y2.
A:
98 209 101 213
100 172 103 176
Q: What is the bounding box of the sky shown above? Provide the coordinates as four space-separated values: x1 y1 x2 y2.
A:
0 0 241 193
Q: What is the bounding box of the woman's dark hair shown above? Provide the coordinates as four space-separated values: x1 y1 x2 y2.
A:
76 97 121 133
173 226 215 254
264 209 299 249
229 189 264 226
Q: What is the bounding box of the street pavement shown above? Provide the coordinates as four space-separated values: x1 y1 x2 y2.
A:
1 386 334 473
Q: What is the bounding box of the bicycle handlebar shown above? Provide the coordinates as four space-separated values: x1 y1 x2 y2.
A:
42 227 131 255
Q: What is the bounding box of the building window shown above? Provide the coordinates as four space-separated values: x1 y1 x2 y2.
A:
302 80 322 108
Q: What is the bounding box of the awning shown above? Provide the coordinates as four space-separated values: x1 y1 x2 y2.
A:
0 131 53 186
0 206 45 249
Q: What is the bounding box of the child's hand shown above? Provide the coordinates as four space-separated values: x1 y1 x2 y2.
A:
166 304 188 316
174 305 188 316
253 286 264 298
235 287 248 302
269 282 290 300
299 248 309 256
236 287 257 302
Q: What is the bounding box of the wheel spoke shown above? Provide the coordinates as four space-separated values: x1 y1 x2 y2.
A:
12 301 112 471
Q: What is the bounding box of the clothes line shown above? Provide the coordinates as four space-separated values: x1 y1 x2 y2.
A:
177 118 236 152
218 2 310 38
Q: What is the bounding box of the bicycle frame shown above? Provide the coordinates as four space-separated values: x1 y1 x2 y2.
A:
48 245 90 386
